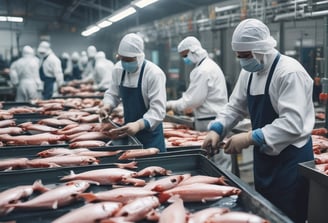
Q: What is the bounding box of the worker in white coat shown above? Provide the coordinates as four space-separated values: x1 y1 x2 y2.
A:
81 45 97 79
37 41 64 99
99 33 167 152
166 36 228 131
202 18 314 223
93 51 114 90
9 45 42 101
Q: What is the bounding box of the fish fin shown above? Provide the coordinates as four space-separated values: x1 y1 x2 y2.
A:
52 200 58 209
48 163 61 168
158 192 171 204
32 179 50 192
202 196 223 202
78 193 97 203
60 170 76 181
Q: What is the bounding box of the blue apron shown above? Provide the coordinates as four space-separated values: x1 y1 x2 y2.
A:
119 61 166 152
247 54 313 223
39 55 56 99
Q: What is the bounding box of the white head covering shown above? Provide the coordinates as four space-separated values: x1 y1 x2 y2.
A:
22 45 34 56
37 41 51 55
87 45 97 58
177 36 208 63
95 51 106 60
118 33 144 57
71 52 79 61
61 52 70 59
231 18 277 54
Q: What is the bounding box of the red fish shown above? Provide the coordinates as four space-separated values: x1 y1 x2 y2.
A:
6 180 91 210
131 166 172 177
159 197 187 223
205 211 270 223
118 148 159 160
158 183 241 203
52 202 122 223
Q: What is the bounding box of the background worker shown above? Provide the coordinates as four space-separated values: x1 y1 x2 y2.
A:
166 36 228 131
202 18 314 223
99 33 167 152
37 41 64 99
9 45 42 101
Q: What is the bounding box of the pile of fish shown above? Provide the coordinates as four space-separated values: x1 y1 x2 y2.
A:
311 128 328 175
163 122 207 148
0 147 160 171
0 163 270 223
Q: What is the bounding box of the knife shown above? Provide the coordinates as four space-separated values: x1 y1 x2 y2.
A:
98 115 120 128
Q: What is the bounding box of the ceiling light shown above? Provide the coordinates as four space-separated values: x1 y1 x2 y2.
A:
133 0 159 8
0 16 24 23
108 7 136 22
81 26 100 37
97 20 112 28
7 16 23 22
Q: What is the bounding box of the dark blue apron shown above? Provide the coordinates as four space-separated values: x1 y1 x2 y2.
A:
119 61 166 152
39 55 56 99
247 54 313 223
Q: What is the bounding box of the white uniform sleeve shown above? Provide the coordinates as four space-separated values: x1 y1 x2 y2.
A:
9 62 19 85
262 69 314 155
142 64 167 130
96 61 113 89
102 63 122 108
213 71 249 137
172 68 208 111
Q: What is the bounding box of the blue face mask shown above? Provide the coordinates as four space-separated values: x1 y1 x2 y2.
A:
121 61 138 73
239 58 264 72
183 57 193 65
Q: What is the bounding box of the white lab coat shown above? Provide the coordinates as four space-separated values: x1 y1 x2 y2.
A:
213 49 315 155
91 58 114 90
10 55 42 101
169 57 228 119
40 51 64 89
103 60 167 130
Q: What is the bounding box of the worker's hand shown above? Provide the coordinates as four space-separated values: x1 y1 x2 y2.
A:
109 119 145 137
224 131 253 154
201 131 221 157
98 104 112 119
166 101 174 111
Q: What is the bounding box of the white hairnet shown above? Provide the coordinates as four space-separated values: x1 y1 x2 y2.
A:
22 45 34 56
231 18 277 54
87 45 97 58
177 36 202 53
71 52 79 61
177 36 208 63
37 41 51 54
61 52 70 59
118 33 144 57
95 51 106 60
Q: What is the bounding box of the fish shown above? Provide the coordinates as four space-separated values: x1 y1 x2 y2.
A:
159 196 187 223
143 174 186 192
131 166 172 177
60 168 136 185
0 119 16 128
205 211 270 223
6 180 91 210
158 183 241 203
178 175 228 186
37 118 77 127
70 132 109 142
0 180 48 216
118 148 160 160
18 122 59 133
188 207 230 223
0 133 66 145
113 161 138 169
69 140 106 149
26 155 99 168
37 148 122 158
78 187 157 203
0 127 23 135
52 202 122 223
114 196 160 222
0 158 28 171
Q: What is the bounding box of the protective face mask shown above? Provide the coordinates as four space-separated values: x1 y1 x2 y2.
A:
122 61 138 73
239 58 264 72
183 57 193 65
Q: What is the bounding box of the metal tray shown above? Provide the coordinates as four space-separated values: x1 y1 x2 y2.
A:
164 114 194 129
0 154 292 223
1 101 36 109
299 160 328 223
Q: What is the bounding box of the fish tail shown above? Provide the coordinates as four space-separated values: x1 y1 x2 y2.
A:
32 179 49 192
60 170 76 181
78 193 97 203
